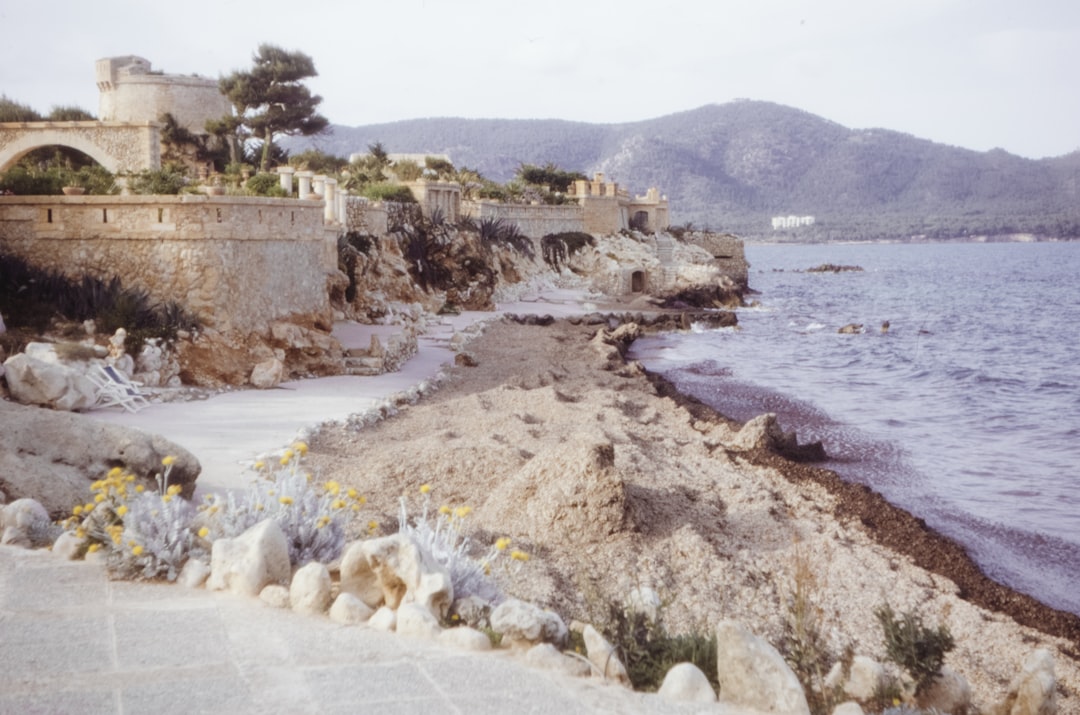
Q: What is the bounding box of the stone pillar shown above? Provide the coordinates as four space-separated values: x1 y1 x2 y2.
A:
277 166 295 195
296 171 313 200
312 175 326 198
323 179 337 223
337 190 349 226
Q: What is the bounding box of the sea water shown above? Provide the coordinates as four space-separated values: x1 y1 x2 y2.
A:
629 241 1080 616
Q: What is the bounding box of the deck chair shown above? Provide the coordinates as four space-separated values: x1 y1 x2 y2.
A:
88 364 150 413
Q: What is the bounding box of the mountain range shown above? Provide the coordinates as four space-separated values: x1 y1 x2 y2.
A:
287 101 1080 241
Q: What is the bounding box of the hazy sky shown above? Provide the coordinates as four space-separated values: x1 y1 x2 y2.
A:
2 0 1077 159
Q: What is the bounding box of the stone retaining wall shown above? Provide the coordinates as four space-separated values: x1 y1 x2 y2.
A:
461 200 585 239
0 195 338 333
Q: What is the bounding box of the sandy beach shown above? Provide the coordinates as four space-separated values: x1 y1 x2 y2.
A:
306 314 1080 713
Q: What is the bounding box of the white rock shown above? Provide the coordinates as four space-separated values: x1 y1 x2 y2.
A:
1 498 49 529
715 620 810 715
259 584 290 608
826 656 885 701
250 358 285 389
290 562 332 615
918 666 971 715
329 593 375 625
450 594 491 627
525 642 591 677
832 702 865 715
339 533 453 619
51 531 84 560
396 603 442 640
3 353 97 411
995 649 1056 715
1 526 30 548
583 625 631 685
368 605 397 632
490 598 569 648
439 626 493 652
658 662 716 703
178 558 211 588
207 519 291 597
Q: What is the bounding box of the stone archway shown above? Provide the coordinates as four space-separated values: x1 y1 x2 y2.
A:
631 270 646 293
0 122 161 174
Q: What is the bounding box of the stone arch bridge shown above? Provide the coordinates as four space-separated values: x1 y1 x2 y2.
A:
0 121 160 174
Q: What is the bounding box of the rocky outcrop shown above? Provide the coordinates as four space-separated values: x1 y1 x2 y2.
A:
0 400 200 515
3 352 97 411
992 649 1057 715
490 598 568 649
728 412 828 462
338 533 454 619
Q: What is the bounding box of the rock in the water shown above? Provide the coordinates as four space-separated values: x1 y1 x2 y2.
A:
490 598 569 649
329 593 375 625
658 662 716 703
207 519 291 597
2 353 97 411
583 624 631 685
728 412 827 462
338 533 453 619
993 649 1057 715
838 323 864 334
0 400 200 515
715 620 811 715
290 561 332 615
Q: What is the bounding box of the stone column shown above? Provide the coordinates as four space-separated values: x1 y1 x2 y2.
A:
323 179 337 223
337 189 349 226
296 171 313 200
277 166 295 195
312 175 326 198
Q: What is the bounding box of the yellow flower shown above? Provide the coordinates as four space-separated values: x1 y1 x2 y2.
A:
125 474 135 483
495 537 511 551
198 527 210 538
367 520 379 533
108 467 123 479
132 545 144 556
317 516 331 529
167 484 183 497
347 488 359 499
419 483 431 494
87 543 101 554
454 506 472 519
510 550 530 562
325 481 341 496
331 499 346 510
72 505 84 516
351 504 360 512
279 496 294 505
162 455 176 467
75 527 86 539
94 494 106 503
90 480 105 492
135 485 145 493
84 502 95 512
115 505 128 517
439 505 451 515
293 441 309 456
162 495 173 503
254 461 266 470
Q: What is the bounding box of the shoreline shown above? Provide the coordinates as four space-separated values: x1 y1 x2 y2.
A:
308 314 1080 711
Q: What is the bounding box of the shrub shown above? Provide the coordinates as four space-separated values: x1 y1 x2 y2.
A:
875 603 955 695
540 232 594 271
128 166 189 195
477 216 535 259
362 182 416 203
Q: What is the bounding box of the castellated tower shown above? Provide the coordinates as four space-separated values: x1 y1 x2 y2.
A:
96 56 231 137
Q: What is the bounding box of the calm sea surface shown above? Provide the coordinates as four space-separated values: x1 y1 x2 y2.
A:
629 241 1080 616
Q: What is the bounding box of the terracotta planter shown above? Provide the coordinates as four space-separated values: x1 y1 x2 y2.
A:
61 186 86 195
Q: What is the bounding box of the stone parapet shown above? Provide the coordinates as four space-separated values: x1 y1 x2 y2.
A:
461 200 585 239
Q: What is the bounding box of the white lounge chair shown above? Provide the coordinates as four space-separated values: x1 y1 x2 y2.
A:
88 364 149 413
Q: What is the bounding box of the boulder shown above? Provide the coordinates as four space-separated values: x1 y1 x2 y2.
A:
917 666 971 715
3 353 97 411
290 561 332 615
329 593 375 625
396 603 442 640
0 400 200 516
728 413 827 462
368 605 397 632
439 626 493 652
338 533 453 619
583 624 631 684
826 656 885 702
490 598 569 649
207 519 291 597
250 357 285 389
525 643 591 677
658 662 716 703
178 558 211 589
838 323 864 334
715 620 810 715
0 498 49 530
993 649 1056 715
259 584 291 609
51 531 84 559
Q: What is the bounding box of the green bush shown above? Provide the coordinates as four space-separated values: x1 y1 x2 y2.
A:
540 231 594 270
600 603 718 692
128 167 190 195
875 603 955 695
245 172 287 197
362 182 416 203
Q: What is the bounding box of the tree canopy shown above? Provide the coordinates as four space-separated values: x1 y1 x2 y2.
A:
214 44 329 172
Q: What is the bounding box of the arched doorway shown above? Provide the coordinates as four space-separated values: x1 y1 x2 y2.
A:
631 270 646 293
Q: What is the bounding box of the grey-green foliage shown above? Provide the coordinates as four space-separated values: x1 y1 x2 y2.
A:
875 603 956 695
113 492 202 582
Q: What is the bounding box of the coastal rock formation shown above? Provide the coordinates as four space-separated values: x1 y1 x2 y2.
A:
992 649 1057 715
728 412 828 462
0 400 200 515
3 352 97 411
490 598 569 649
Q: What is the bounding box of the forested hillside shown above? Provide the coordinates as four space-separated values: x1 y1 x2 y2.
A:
288 101 1080 241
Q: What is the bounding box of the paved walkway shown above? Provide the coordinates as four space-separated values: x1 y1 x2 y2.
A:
2 291 738 714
